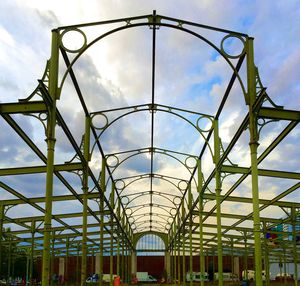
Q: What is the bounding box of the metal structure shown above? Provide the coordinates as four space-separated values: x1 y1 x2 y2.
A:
0 11 299 286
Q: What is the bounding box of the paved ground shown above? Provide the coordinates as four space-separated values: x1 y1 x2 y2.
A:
135 282 298 286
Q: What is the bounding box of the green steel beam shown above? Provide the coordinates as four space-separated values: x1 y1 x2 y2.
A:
4 222 116 237
0 162 83 176
259 107 300 121
202 193 300 208
3 209 110 223
0 101 47 114
0 192 100 205
221 165 300 180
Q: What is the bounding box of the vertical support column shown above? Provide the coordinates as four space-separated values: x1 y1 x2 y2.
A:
244 232 248 280
42 29 59 286
177 239 180 284
263 222 270 286
292 208 298 286
51 231 56 286
177 220 181 284
212 250 215 282
121 232 125 282
182 204 186 286
76 242 80 285
165 251 171 281
117 200 121 277
30 221 36 285
197 160 205 286
127 245 130 284
214 119 223 286
81 116 91 286
0 204 4 280
91 248 95 277
230 238 234 283
110 183 115 286
173 236 177 285
65 238 69 284
8 233 12 281
283 242 287 286
99 158 106 286
26 252 30 286
188 185 193 286
246 37 263 286
131 251 137 277
169 247 172 282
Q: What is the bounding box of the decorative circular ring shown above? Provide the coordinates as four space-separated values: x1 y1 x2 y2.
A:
196 115 213 132
38 112 48 121
257 118 265 126
165 223 171 230
185 156 197 169
60 28 87 53
106 154 119 168
170 208 176 216
115 179 125 190
129 216 135 223
125 208 132 215
91 113 108 130
173 196 182 205
167 217 173 224
220 34 246 59
121 196 129 205
178 180 188 191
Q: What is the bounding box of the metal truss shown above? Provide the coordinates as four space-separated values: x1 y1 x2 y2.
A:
0 11 299 286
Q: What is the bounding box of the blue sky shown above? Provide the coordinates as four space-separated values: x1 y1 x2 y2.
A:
0 0 299 239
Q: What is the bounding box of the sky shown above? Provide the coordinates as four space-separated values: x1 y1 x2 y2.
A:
0 0 300 253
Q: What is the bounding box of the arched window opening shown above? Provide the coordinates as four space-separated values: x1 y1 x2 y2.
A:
136 234 165 256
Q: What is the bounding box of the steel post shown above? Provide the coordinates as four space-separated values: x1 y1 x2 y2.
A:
81 116 91 286
244 233 248 280
30 221 35 285
263 222 270 286
8 237 11 281
182 203 186 286
117 201 120 276
65 238 69 283
188 185 193 286
0 204 3 279
214 119 223 286
26 254 30 286
283 243 287 286
247 37 263 286
77 242 80 284
42 29 59 286
177 221 181 284
110 183 115 286
230 238 234 283
174 225 177 285
99 158 106 286
51 231 55 286
121 233 125 282
174 244 177 284
197 160 204 286
292 208 298 286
